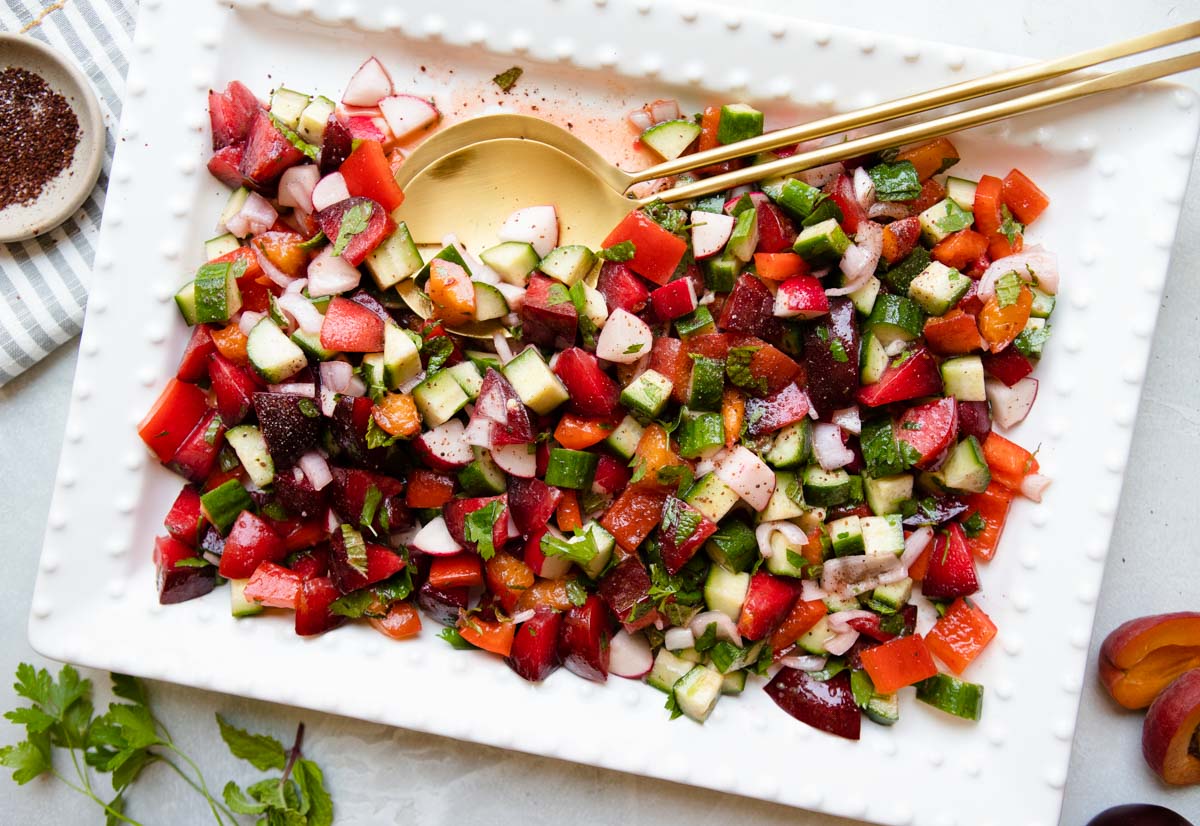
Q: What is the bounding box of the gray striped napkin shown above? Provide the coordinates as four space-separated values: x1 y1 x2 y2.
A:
0 0 135 386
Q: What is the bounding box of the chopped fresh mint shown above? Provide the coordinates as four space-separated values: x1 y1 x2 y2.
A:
934 198 974 236
598 240 636 262
726 346 767 394
330 201 372 257
340 524 368 576
867 161 921 202
492 66 523 93
994 271 1023 309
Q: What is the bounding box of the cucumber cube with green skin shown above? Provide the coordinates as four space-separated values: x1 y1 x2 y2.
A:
503 347 568 414
866 294 925 346
704 564 751 619
677 411 725 459
447 361 484 399
758 472 805 522
472 282 509 321
828 515 865 557
648 649 695 693
200 479 253 535
673 666 724 722
793 218 851 264
1030 287 1056 319
865 692 901 725
538 245 596 287
932 437 991 494
908 261 971 315
246 319 307 383
847 274 881 316
291 329 337 361
802 465 853 507
800 198 843 228
860 333 889 385
412 370 469 427
717 103 765 144
702 251 743 292
204 233 240 260
230 578 264 618
762 178 825 220
269 87 311 130
676 306 716 339
864 473 913 516
861 514 905 556
721 671 747 695
871 577 913 611
183 263 244 326
765 419 812 469
604 415 644 460
796 615 835 655
765 532 808 578
945 176 978 209
383 323 422 389
918 198 974 244
174 282 201 326
705 519 758 573
1013 317 1049 358
365 222 424 289
880 246 932 294
940 355 986 402
579 523 615 580
297 96 335 144
361 353 387 397
824 594 860 613
725 207 759 262
687 356 726 411
685 473 740 523
545 448 599 490
640 119 702 160
481 241 540 286
916 673 984 720
219 187 250 230
458 455 506 496
619 369 673 419
225 425 275 488
464 349 503 372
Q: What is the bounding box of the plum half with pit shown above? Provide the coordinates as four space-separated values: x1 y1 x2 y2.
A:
1142 668 1200 786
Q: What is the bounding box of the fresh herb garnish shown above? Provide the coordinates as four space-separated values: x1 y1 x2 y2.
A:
828 339 849 363
661 496 701 543
330 570 414 618
623 343 644 355
422 334 454 374
565 579 588 607
568 281 599 349
202 415 223 445
597 240 636 262
438 628 478 650
540 528 599 566
546 282 572 306
297 398 320 418
492 66 523 93
934 198 974 236
642 200 689 235
340 524 368 576
173 557 210 569
693 623 718 653
994 271 1022 309
365 416 397 450
867 161 921 202
464 501 504 561
999 205 1024 245
269 113 320 162
330 201 372 257
726 346 767 394
961 511 986 538
360 484 383 532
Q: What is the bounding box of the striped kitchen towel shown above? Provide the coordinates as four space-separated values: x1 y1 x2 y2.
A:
0 0 136 386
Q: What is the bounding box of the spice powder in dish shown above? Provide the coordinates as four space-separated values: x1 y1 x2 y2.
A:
0 66 81 212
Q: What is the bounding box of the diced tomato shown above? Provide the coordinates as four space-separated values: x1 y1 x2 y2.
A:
880 216 921 265
768 600 827 654
339 139 405 211
177 325 217 383
959 482 1014 561
911 178 946 214
859 635 939 694
694 106 742 177
982 347 1034 387
737 571 799 641
168 409 225 484
278 518 329 553
428 554 484 589
647 337 692 405
922 523 981 599
243 562 303 609
219 512 287 578
754 252 807 281
295 576 345 636
923 310 982 355
406 469 456 508
972 175 1004 236
925 598 998 674
320 296 386 352
896 137 960 181
982 432 1039 491
163 486 204 546
138 379 211 463
369 602 422 640
485 552 536 614
457 613 516 656
602 211 687 285
978 285 1032 352
931 229 989 270
987 231 1023 261
600 487 669 554
1001 168 1050 225
553 414 612 451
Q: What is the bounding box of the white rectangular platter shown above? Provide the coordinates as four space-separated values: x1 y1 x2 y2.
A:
29 1 1200 824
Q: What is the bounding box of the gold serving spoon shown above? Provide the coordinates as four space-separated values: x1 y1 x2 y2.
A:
393 22 1200 338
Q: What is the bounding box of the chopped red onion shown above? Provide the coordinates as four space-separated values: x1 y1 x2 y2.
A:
319 361 354 394
900 526 934 570
269 382 316 397
325 508 342 532
824 630 860 656
779 655 828 672
853 166 876 209
813 423 854 471
397 371 426 395
801 579 828 602
276 293 324 334
829 222 883 296
238 311 265 336
689 611 743 647
756 521 808 560
493 332 513 365
307 247 361 296
664 627 695 651
821 553 905 598
649 98 680 125
828 609 876 632
1020 472 1052 502
869 201 910 221
978 245 1059 299
798 162 845 187
832 406 861 435
319 387 338 417
298 451 333 491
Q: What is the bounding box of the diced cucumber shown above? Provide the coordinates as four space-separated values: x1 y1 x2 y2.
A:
619 369 673 419
765 532 808 578
641 119 702 160
871 577 913 610
481 241 540 286
766 420 811 470
861 514 904 556
908 261 970 316
472 282 509 322
174 282 200 326
687 355 725 412
204 233 240 260
704 564 750 620
225 425 275 488
933 437 991 494
847 274 881 316
758 472 805 522
796 615 835 655
801 198 843 228
824 594 860 613
538 245 596 287
297 95 335 144
545 448 599 490
676 648 704 664
918 198 974 244
190 262 244 325
720 670 747 696
365 222 423 289
361 353 386 395
579 523 615 580
916 673 984 720
860 333 889 385
604 415 644 460
1030 287 1056 319
412 369 469 427
464 349 503 373
677 411 725 460
200 479 253 535
673 665 723 722
828 515 865 557
725 207 759 263
648 649 695 692
701 251 743 292
945 176 978 209
940 355 986 402
269 87 310 130
1014 317 1049 359
865 692 900 725
793 218 851 264
864 473 913 516
247 319 307 383
866 294 925 345
685 473 740 523
880 246 932 294
230 578 264 618
802 465 853 508
503 347 569 414
446 361 484 399
676 306 716 339
763 178 824 221
291 328 338 361
716 103 764 144
383 323 422 389
705 519 758 573
458 447 507 495
219 187 250 230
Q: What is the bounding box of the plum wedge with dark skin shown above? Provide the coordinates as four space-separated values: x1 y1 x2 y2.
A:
154 535 216 605
895 397 958 469
507 609 562 682
209 353 260 425
318 113 353 175
295 576 345 636
208 80 261 150
218 511 287 578
443 495 509 556
475 369 534 446
521 274 578 349
922 524 980 599
858 347 943 407
328 467 403 533
239 109 306 187
253 392 322 468
718 273 783 341
737 571 799 640
314 197 394 267
506 476 562 536
596 261 650 315
956 400 992 441
598 557 660 633
416 581 470 627
554 348 622 419
765 668 861 741
657 497 717 576
804 297 860 417
327 531 406 594
558 596 611 683
272 467 329 520
168 410 225 484
163 486 204 547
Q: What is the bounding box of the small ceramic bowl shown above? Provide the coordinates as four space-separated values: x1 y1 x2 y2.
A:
0 33 105 243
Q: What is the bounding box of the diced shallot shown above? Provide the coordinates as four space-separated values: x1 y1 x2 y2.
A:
223 191 277 238
306 247 362 297
608 630 654 678
649 98 681 124
828 610 877 632
779 655 828 672
756 521 808 560
238 311 265 336
278 164 320 213
869 201 910 221
813 423 854 471
829 221 883 296
627 108 654 132
319 361 354 394
832 406 861 435
297 451 333 491
511 609 537 625
985 377 1039 429
1020 472 1052 502
277 293 325 335
824 630 860 656
664 627 695 651
853 166 876 209
801 579 828 602
492 331 514 365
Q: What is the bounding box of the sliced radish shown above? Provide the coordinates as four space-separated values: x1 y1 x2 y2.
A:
306 247 362 297
985 376 1038 429
415 419 472 469
498 205 558 258
774 275 829 319
715 446 776 512
608 630 654 678
379 94 440 142
342 57 393 107
492 443 536 478
464 415 493 448
311 172 351 213
410 516 464 556
278 164 320 213
595 308 652 364
690 210 735 259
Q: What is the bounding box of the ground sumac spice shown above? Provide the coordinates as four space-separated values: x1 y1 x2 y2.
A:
0 66 81 211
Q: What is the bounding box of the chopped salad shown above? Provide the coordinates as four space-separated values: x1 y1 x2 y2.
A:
139 56 1057 739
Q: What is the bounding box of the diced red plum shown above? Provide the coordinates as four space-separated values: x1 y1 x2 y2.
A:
476 369 534 445
209 81 261 150
207 144 246 188
592 454 631 495
858 347 942 407
274 516 330 553
319 114 354 175
558 595 611 683
329 395 385 468
754 196 797 253
521 274 578 349
648 337 692 405
272 467 329 519
598 557 660 633
168 410 225 484
507 609 563 682
218 511 287 578
982 347 1034 387
346 289 393 323
554 348 622 418
524 528 571 578
506 477 563 535
658 497 718 575
718 274 783 340
649 278 698 321
328 467 403 531
290 546 330 580
443 495 509 556
209 352 260 425
956 400 992 441
344 115 386 143
239 110 306 187
177 325 216 383
319 296 386 352
252 392 322 468
922 524 980 599
764 668 861 740
154 535 217 604
744 383 811 437
314 197 395 267
596 261 651 316
295 576 346 636
416 580 470 626
328 532 406 593
804 297 861 417
737 571 799 641
243 562 303 609
895 397 958 469
164 486 204 547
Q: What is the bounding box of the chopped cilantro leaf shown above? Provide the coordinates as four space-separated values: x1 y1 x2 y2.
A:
297 398 319 418
999 205 1024 245
423 335 454 374
642 200 689 235
438 628 478 650
540 528 598 565
566 579 588 607
693 622 718 653
464 501 504 560
360 484 383 532
961 511 986 538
